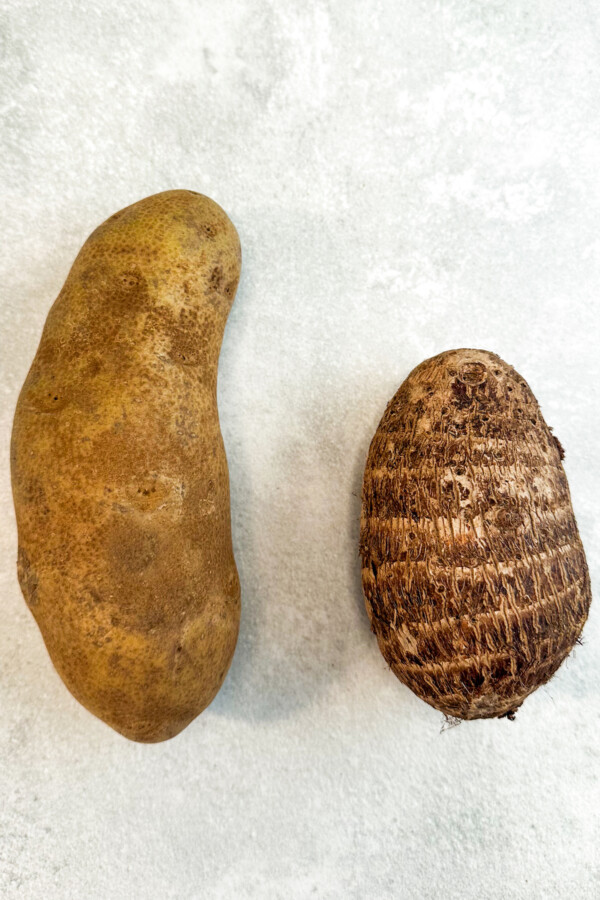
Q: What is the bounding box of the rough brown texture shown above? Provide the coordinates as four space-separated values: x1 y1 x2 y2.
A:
11 190 241 742
360 349 591 720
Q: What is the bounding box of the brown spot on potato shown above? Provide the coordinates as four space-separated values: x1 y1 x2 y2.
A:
119 271 142 289
208 266 223 291
168 328 203 366
108 523 158 574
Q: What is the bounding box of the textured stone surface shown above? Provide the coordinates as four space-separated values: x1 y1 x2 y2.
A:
0 1 599 898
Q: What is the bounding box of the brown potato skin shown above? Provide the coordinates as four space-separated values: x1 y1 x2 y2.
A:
11 190 241 742
360 349 591 720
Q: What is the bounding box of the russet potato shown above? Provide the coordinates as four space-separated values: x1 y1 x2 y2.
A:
11 190 241 742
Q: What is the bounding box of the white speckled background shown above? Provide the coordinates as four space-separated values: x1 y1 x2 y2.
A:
1 1 599 897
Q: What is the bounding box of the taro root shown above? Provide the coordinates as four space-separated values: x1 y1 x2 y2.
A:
360 349 591 720
11 191 241 742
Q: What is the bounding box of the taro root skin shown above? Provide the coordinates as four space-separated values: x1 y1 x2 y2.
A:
11 190 241 742
360 349 591 720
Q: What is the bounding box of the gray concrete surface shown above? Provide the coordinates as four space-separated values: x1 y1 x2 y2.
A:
0 1 598 897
